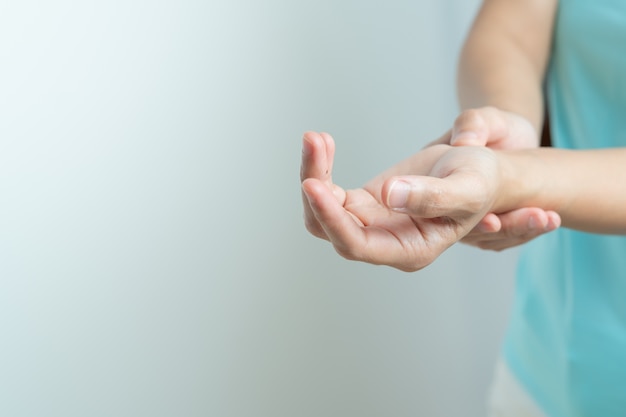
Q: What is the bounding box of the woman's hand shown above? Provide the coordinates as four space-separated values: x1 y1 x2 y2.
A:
429 106 539 149
301 131 504 271
461 208 561 251
435 107 561 250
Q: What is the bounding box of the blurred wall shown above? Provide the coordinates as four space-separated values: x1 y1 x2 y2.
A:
0 1 518 416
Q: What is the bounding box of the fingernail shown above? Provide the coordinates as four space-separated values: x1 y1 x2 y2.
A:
302 137 313 155
452 131 478 145
387 180 410 210
528 216 537 230
547 215 561 230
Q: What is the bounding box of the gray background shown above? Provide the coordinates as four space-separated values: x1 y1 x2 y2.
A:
0 1 518 416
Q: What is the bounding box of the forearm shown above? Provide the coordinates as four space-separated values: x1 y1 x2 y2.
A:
496 148 626 234
457 0 557 134
458 37 544 132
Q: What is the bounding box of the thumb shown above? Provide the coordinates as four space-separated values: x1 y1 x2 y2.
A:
382 175 485 219
450 130 488 147
450 107 511 147
450 111 490 147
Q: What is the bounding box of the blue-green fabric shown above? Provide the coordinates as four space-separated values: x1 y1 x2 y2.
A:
503 1 626 416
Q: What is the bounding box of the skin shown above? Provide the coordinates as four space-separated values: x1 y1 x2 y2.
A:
437 108 561 250
456 0 558 131
303 0 564 256
445 0 561 250
301 131 501 272
301 131 626 272
301 0 626 269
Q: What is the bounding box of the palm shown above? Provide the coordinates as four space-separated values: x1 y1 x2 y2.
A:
301 131 498 271
340 187 462 266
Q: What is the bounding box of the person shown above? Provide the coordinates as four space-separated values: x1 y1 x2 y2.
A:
300 0 626 416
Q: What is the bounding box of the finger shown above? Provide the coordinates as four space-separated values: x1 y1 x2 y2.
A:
300 131 333 183
499 207 556 237
302 178 367 254
467 208 548 241
475 212 502 233
467 235 532 252
382 173 489 220
319 132 335 183
450 107 507 147
303 178 434 271
462 208 561 251
301 131 332 239
318 132 349 203
546 210 562 230
451 107 538 149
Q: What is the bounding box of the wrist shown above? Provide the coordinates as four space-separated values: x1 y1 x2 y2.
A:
493 149 544 213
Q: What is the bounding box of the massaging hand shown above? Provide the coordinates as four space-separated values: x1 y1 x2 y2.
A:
301 131 504 271
432 107 560 251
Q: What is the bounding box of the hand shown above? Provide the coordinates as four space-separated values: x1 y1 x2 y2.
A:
433 107 561 250
463 208 561 251
429 106 539 149
301 131 503 271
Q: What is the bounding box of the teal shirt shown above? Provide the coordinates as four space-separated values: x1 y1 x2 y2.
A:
503 1 626 416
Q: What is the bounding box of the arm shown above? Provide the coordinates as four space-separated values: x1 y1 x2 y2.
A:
447 0 561 249
456 0 558 137
300 1 563 258
383 145 626 236
301 132 626 271
301 132 502 272
497 148 626 234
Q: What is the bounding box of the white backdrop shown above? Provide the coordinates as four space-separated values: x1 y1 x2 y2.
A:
0 1 518 416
